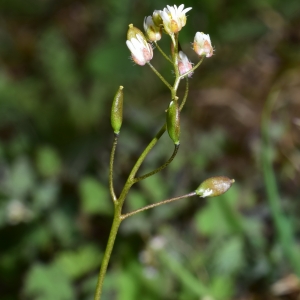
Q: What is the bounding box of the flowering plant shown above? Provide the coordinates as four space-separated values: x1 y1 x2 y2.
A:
94 5 232 299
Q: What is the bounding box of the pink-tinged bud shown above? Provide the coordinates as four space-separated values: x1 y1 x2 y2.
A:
193 32 213 57
195 176 235 198
126 24 153 66
178 51 193 78
144 16 162 41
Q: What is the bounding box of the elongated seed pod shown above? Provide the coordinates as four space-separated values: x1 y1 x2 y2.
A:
111 86 124 134
195 176 235 198
166 100 180 145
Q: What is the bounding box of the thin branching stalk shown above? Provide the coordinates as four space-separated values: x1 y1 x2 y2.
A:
155 41 173 63
179 77 189 111
147 62 172 90
121 192 196 220
133 144 179 183
109 134 118 202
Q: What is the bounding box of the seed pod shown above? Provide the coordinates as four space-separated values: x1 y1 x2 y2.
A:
166 100 180 145
195 176 235 198
111 86 124 134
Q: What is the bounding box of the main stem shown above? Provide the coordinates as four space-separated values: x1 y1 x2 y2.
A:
94 124 168 300
94 208 122 300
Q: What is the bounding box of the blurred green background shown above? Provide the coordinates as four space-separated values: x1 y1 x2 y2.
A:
1 0 300 299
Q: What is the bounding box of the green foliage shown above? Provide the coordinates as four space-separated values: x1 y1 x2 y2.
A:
54 245 102 280
36 146 62 177
5 156 35 198
194 186 240 237
79 177 112 215
209 276 234 300
213 237 245 276
24 263 75 300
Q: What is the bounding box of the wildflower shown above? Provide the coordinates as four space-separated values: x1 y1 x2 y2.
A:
193 32 213 57
144 16 162 42
160 4 192 35
178 51 193 77
126 24 153 66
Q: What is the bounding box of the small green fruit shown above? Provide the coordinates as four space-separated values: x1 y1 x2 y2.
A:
166 100 180 145
111 86 124 134
195 176 235 198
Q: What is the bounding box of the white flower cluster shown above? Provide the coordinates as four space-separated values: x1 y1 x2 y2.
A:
126 4 214 68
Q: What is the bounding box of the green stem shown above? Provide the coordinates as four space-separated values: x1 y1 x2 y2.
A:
178 56 205 80
261 89 300 276
124 124 167 184
179 77 189 111
121 192 196 220
109 134 118 202
95 123 170 300
147 62 172 91
133 144 179 183
94 211 122 300
155 42 172 63
172 33 180 83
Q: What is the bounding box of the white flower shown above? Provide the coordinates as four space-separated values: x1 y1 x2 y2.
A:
144 16 162 42
178 51 193 77
126 33 153 66
160 4 192 35
193 32 213 57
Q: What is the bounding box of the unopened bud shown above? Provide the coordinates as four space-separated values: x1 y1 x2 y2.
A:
195 176 235 198
144 16 162 42
152 10 163 27
178 51 193 78
111 86 124 134
193 32 213 58
126 24 153 66
127 24 145 41
166 100 180 145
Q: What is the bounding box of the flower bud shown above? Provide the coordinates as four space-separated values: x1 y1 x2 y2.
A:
178 51 193 78
193 32 213 58
126 24 153 66
195 176 235 198
127 24 144 40
166 100 180 145
144 16 162 42
111 86 124 134
152 10 163 27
